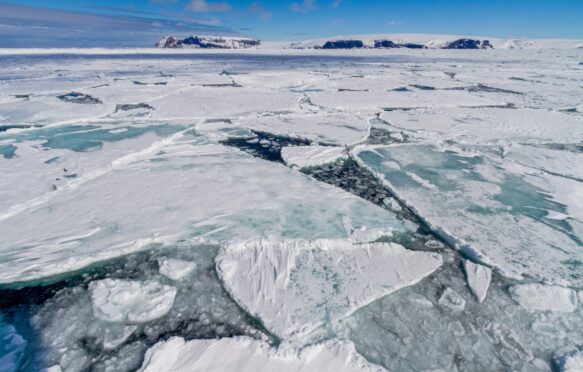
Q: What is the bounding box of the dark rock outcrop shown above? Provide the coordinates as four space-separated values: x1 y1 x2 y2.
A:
156 36 261 49
444 39 493 49
320 40 365 49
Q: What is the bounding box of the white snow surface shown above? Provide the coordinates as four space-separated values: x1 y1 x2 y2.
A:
139 336 385 372
281 145 347 168
216 239 442 339
89 279 177 322
509 284 578 312
463 260 492 303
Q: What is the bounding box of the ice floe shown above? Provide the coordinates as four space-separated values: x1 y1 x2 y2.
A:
139 336 384 372
463 260 492 303
158 258 197 281
90 279 177 322
216 238 442 339
281 145 347 168
509 284 578 312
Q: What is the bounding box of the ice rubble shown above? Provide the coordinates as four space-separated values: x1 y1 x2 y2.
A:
216 239 442 339
158 258 197 281
463 260 492 303
509 284 578 312
139 336 384 372
281 145 347 168
554 346 583 372
354 144 583 286
90 279 177 322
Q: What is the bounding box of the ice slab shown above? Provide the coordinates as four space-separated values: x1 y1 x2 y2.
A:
89 279 177 322
463 260 492 303
509 284 578 312
216 239 442 339
281 145 347 169
380 107 583 145
354 144 583 286
0 139 405 284
438 287 466 311
139 336 384 372
158 258 197 281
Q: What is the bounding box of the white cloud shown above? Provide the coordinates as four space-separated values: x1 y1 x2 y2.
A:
186 0 232 12
330 0 342 9
388 20 401 26
290 0 318 13
249 2 272 22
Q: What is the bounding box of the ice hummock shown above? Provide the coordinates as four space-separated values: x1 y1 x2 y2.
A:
463 260 492 303
139 336 384 372
216 238 442 340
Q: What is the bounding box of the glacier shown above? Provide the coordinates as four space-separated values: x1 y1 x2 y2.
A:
0 45 582 371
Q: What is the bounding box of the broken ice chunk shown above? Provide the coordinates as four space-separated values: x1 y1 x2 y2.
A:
509 284 577 312
281 145 347 169
0 316 27 371
57 92 102 104
158 258 197 281
216 239 442 339
438 287 466 311
463 260 492 303
89 279 177 323
103 325 137 350
139 336 385 372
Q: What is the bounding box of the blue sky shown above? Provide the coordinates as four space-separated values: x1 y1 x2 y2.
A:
1 0 582 47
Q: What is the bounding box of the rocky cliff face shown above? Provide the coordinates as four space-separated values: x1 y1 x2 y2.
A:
156 36 261 49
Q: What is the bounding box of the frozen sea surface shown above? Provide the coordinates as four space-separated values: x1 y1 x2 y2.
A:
0 49 582 371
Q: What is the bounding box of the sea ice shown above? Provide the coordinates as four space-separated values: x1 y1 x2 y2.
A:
463 260 492 303
158 258 197 281
438 287 466 311
281 145 347 168
509 284 578 312
139 336 384 372
553 346 583 372
89 279 177 322
216 238 442 339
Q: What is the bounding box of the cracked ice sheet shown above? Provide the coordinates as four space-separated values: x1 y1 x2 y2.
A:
354 144 583 286
216 239 442 340
0 127 180 213
139 336 384 372
310 89 503 112
236 113 371 146
0 138 406 285
380 107 583 145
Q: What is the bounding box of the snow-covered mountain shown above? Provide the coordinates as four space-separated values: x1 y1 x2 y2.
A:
288 34 583 50
156 36 261 49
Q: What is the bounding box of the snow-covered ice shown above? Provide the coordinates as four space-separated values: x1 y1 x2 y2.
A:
217 239 442 339
463 260 492 303
139 336 384 372
281 145 347 168
509 284 578 312
90 279 177 322
0 45 582 371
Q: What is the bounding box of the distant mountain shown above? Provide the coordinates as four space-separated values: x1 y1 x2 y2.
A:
288 34 583 50
156 36 261 49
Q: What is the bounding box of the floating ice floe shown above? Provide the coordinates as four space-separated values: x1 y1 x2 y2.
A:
89 279 177 323
509 284 578 312
438 287 466 311
158 258 197 281
354 144 583 286
0 316 27 372
216 238 442 339
139 336 385 372
281 145 347 168
463 260 492 303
